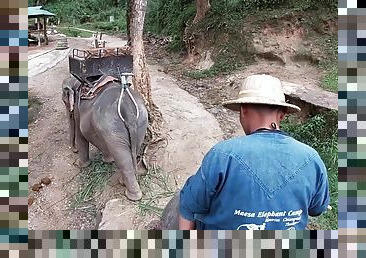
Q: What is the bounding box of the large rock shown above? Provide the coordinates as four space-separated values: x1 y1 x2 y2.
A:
197 50 215 70
282 81 337 111
98 199 135 230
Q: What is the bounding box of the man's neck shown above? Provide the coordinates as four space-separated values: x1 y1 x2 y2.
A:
248 120 280 134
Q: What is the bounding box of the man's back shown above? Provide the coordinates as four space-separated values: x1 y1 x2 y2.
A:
179 130 330 230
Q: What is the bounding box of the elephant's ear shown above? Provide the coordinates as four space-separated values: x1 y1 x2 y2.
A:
63 86 75 112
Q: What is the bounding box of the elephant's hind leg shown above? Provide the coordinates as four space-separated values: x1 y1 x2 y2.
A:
76 127 90 168
101 149 114 163
69 113 78 153
112 147 142 201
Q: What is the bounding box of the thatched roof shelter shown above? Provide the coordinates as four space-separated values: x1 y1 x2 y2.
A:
28 6 55 45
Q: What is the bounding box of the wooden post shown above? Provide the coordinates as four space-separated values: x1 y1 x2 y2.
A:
37 18 41 46
43 17 48 45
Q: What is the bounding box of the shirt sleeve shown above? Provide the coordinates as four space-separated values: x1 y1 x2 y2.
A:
179 148 225 221
308 155 330 216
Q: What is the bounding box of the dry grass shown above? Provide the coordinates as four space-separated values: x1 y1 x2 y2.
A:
136 165 177 216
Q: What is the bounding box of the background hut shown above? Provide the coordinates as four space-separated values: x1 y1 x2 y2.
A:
28 6 55 46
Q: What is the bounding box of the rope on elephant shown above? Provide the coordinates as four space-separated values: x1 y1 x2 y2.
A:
117 83 139 123
117 87 126 122
117 70 140 123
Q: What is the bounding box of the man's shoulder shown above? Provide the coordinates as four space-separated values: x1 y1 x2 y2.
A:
287 135 320 158
211 133 320 158
209 136 249 157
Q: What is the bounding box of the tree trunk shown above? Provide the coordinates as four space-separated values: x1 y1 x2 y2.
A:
193 0 211 24
129 0 162 143
129 0 152 111
43 17 48 45
37 18 41 46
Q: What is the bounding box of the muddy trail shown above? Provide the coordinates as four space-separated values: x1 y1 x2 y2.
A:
28 36 223 229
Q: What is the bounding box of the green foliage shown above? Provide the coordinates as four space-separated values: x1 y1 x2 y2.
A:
137 166 176 216
282 111 338 229
86 20 126 32
58 27 93 38
146 0 196 51
72 156 115 208
316 35 337 92
321 66 338 92
289 0 337 11
41 0 127 32
145 0 337 53
211 0 287 13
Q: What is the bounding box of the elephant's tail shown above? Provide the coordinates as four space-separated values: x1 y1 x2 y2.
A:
127 120 138 171
117 86 140 171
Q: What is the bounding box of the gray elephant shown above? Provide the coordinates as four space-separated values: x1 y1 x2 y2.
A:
62 76 148 201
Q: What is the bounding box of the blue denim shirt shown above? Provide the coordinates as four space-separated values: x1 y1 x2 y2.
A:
179 130 330 230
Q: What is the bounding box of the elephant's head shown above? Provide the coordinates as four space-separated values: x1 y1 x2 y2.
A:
62 86 75 113
62 77 79 153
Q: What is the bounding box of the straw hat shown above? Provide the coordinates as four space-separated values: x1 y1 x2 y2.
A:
222 74 301 113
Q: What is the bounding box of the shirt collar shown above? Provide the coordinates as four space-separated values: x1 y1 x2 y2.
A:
248 128 290 137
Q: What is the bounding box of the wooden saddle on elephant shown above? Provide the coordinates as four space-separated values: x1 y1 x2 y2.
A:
69 46 133 100
69 47 132 84
79 74 120 100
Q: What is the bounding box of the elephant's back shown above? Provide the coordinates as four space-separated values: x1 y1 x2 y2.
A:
90 82 147 130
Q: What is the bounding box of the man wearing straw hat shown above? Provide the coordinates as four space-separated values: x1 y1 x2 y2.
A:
178 74 330 230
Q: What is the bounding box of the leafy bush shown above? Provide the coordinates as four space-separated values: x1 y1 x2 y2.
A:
58 27 93 38
145 0 337 51
317 36 337 92
282 111 338 229
38 0 127 32
146 0 196 51
321 66 338 92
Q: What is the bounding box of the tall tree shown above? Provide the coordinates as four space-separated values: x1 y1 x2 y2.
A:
128 0 162 140
193 0 210 24
128 0 153 112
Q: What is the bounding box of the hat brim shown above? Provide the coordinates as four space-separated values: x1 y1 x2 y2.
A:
222 98 301 113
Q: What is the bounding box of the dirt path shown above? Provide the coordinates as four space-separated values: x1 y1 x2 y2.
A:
28 38 95 229
28 36 223 229
150 65 223 186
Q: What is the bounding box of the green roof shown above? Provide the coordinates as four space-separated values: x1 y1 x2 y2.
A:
28 6 55 18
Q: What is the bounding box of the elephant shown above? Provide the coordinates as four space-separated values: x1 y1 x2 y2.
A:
160 191 180 229
62 76 148 201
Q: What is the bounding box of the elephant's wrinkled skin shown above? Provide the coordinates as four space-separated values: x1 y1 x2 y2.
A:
62 77 148 201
